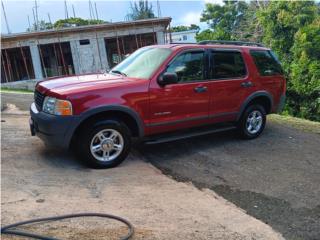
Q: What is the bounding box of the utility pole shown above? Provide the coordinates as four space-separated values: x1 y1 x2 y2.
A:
1 1 11 34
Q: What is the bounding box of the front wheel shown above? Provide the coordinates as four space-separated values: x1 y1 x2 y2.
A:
76 120 131 168
238 104 266 139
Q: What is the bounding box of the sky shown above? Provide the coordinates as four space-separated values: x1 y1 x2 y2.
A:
1 0 223 34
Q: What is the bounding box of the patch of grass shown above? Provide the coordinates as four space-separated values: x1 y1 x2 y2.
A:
0 87 33 94
269 114 320 134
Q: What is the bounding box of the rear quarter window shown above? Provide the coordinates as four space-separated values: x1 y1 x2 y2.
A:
250 50 283 76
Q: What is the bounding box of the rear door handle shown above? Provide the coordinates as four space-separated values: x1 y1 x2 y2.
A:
194 86 208 93
241 81 253 88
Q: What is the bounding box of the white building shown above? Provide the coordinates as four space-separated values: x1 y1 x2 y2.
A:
167 29 198 43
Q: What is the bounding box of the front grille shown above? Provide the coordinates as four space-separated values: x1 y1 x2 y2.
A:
34 90 45 111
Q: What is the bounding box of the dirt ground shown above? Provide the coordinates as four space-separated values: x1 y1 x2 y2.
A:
1 92 33 111
1 113 284 240
140 119 320 240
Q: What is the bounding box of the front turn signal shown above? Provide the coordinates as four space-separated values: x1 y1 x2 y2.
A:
55 99 73 116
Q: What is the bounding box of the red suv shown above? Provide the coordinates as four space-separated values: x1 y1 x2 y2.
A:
30 41 286 168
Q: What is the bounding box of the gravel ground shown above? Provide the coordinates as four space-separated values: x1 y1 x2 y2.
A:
1 113 283 240
139 119 320 240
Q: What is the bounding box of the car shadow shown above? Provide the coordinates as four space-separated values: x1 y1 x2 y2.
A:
37 146 90 171
135 124 320 240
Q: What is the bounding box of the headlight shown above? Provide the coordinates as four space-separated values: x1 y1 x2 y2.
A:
43 97 73 116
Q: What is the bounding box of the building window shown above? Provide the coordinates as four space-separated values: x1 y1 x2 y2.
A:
1 46 35 82
183 35 187 41
79 39 90 45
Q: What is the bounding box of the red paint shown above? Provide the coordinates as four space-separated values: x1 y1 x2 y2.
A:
36 44 286 137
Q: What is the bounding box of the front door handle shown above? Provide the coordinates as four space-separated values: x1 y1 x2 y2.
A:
194 86 208 93
241 81 253 88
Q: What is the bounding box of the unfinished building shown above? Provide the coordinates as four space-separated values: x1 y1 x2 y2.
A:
1 17 171 83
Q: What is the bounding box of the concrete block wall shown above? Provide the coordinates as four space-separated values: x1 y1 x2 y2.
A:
70 38 107 74
1 79 39 91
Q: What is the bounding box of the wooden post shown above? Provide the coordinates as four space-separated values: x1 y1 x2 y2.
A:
114 26 122 62
4 49 13 82
57 35 68 75
19 42 31 80
1 51 9 83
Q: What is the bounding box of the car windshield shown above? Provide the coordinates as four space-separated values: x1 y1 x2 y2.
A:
110 47 172 79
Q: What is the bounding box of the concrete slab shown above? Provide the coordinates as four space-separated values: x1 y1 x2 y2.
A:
1 114 284 239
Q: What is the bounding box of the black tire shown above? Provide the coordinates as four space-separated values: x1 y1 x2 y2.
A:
75 120 131 169
238 104 266 139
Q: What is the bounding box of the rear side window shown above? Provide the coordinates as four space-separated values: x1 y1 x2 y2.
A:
211 51 246 79
250 50 283 76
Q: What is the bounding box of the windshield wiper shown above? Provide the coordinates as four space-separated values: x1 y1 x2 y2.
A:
110 70 127 77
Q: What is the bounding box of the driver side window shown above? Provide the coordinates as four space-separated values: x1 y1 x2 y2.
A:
165 51 204 82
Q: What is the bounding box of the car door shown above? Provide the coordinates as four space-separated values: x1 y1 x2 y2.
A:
208 49 256 122
147 49 211 134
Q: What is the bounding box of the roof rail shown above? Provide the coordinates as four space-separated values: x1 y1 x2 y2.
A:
198 40 265 47
170 42 197 44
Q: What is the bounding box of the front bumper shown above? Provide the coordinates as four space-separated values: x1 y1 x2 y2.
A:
30 103 76 149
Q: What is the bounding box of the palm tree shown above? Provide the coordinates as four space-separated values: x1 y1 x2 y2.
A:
127 0 155 20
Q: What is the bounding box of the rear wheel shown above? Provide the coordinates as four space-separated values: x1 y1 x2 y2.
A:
76 120 131 168
238 104 266 139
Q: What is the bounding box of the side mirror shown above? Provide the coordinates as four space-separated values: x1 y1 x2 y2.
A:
157 72 178 86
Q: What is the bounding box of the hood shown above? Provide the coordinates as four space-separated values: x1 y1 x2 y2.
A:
37 73 135 96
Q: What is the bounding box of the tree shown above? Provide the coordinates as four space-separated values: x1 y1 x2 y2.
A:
27 18 105 31
199 0 249 40
288 18 320 121
257 1 318 67
27 20 53 31
196 29 219 42
235 1 263 42
127 0 155 20
257 1 319 121
53 17 104 29
171 24 200 33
